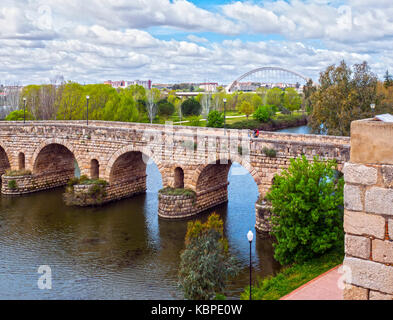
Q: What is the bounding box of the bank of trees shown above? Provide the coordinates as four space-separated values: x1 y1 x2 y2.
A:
308 61 393 136
9 80 304 125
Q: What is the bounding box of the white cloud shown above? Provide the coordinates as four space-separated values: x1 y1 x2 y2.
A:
0 0 392 85
187 35 209 43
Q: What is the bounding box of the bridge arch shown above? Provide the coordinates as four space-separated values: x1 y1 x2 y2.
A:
32 141 79 178
191 154 263 195
104 145 165 183
30 138 82 172
0 143 11 175
226 66 310 93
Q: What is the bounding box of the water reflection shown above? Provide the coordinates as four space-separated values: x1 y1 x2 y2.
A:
0 162 280 299
277 125 312 134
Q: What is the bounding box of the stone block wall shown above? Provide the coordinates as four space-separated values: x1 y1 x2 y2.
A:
158 193 197 219
2 171 73 195
64 176 147 206
343 120 393 300
255 202 273 235
158 183 229 219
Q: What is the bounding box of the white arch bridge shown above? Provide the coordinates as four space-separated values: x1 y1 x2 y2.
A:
226 67 311 93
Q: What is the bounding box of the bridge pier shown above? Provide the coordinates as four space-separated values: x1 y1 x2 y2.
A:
158 182 229 219
255 201 273 237
1 171 74 195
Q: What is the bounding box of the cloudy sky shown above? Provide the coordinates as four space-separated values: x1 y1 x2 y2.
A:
1 0 392 85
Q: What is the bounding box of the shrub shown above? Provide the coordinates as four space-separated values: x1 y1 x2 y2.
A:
206 110 224 128
5 110 35 121
262 147 277 158
188 115 202 127
8 179 17 190
181 98 201 116
227 119 262 130
238 145 249 156
253 105 275 123
157 99 175 118
79 175 89 184
266 155 344 265
5 169 32 176
159 187 196 198
67 177 80 187
178 213 240 300
88 183 107 199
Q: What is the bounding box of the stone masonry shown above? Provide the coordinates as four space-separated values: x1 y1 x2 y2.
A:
343 119 393 300
0 121 350 226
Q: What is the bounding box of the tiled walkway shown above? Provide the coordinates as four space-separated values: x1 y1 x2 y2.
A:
280 265 343 300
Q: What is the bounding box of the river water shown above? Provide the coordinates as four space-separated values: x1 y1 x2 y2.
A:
0 162 281 300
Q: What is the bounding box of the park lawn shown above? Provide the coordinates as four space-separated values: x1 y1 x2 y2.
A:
241 245 344 300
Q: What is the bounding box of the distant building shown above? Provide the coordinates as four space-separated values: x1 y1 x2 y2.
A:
104 80 152 90
198 82 218 92
152 83 173 90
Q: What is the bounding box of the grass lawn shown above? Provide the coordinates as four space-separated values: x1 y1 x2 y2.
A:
241 245 344 300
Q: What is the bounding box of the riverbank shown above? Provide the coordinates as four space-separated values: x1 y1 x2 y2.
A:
241 245 344 300
228 114 308 131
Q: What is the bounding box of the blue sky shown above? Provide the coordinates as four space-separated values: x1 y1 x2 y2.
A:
0 0 392 85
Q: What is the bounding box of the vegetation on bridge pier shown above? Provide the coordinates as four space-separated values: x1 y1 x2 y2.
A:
63 175 108 206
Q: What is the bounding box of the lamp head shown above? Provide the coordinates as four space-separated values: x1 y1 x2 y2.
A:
86 95 90 100
223 98 227 103
370 103 375 110
247 230 254 242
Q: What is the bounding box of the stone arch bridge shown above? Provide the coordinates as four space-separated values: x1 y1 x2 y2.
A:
0 121 349 231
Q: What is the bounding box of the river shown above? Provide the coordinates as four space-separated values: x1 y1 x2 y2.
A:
277 125 312 134
0 162 281 300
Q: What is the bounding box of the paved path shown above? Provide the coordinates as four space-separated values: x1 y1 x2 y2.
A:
280 265 343 300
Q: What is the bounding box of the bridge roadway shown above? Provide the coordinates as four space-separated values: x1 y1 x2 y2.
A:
0 121 350 227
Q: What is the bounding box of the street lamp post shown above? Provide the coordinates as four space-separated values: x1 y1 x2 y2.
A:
370 103 376 117
23 98 26 124
86 96 90 125
247 230 254 300
223 98 227 133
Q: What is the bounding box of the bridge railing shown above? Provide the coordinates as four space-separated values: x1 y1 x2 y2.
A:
0 120 350 146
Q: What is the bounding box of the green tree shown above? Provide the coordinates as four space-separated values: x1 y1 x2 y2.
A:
56 82 85 120
252 94 263 110
384 70 393 88
102 87 139 122
5 109 35 121
125 84 147 116
302 79 317 114
157 99 175 119
239 101 254 120
84 84 118 120
20 85 41 119
178 213 239 300
256 87 268 102
181 98 201 116
266 156 344 265
266 88 283 108
253 105 275 123
309 61 379 136
283 88 302 113
207 110 224 128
